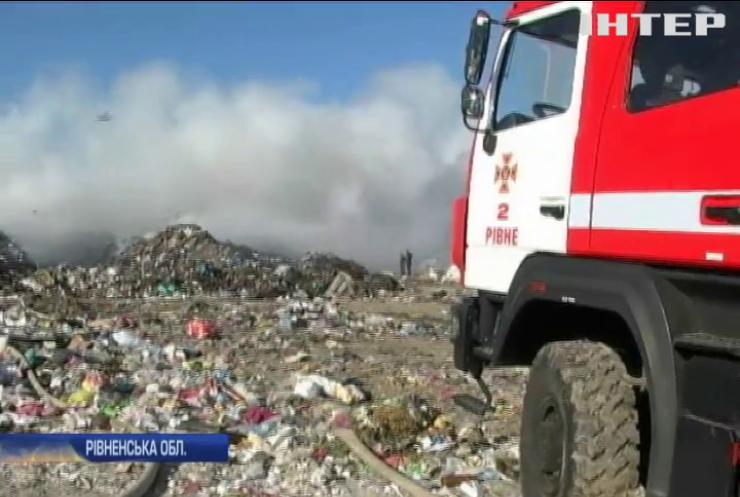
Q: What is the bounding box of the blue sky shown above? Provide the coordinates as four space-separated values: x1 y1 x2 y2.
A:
0 2 512 266
0 1 509 101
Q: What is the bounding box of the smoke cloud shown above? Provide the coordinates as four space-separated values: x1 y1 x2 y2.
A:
0 62 467 269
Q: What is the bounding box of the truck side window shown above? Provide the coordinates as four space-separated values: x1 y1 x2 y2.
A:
628 1 740 112
493 9 580 132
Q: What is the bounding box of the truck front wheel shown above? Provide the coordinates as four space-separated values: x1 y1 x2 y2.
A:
520 341 641 497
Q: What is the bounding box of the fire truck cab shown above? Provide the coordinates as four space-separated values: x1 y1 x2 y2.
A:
451 2 740 497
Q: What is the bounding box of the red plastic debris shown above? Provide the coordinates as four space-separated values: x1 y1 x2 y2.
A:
383 454 405 468
312 447 329 462
330 411 353 428
186 318 217 338
243 405 277 424
178 386 204 403
16 400 45 416
82 371 105 390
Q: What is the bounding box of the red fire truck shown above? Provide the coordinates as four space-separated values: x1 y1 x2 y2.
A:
450 2 740 496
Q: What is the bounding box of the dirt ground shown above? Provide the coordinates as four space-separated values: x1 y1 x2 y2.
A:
0 295 526 497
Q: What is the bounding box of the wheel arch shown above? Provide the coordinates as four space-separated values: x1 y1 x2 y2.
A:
490 253 682 497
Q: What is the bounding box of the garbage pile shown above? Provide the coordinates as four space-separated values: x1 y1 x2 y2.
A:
293 252 400 299
0 231 36 291
7 224 402 300
0 296 524 497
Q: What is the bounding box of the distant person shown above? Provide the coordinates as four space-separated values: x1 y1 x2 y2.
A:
405 249 413 277
399 252 407 277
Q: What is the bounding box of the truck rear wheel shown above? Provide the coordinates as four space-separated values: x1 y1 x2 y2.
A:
520 341 640 497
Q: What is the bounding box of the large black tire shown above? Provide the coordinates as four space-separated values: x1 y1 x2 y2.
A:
520 340 640 497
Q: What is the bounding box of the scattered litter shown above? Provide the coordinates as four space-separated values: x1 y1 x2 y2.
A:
0 223 518 497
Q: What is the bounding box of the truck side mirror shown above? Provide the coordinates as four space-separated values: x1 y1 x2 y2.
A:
461 85 485 119
464 11 492 86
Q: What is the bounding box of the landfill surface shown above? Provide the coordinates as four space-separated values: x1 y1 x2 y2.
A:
0 224 525 497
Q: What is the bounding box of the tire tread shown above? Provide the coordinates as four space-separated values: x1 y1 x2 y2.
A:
531 340 640 497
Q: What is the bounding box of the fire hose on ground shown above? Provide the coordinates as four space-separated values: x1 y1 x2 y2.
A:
1 337 437 497
332 427 437 497
0 338 160 497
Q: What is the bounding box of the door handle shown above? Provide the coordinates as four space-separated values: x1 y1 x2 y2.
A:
704 206 740 225
701 195 740 225
540 204 565 221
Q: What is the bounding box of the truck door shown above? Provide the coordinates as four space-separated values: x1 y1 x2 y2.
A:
594 0 740 266
464 2 589 293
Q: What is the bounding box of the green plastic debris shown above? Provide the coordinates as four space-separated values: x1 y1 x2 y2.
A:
182 360 203 371
101 400 129 417
24 348 43 368
157 282 177 296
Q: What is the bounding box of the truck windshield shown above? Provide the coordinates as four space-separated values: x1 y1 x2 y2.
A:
493 9 580 132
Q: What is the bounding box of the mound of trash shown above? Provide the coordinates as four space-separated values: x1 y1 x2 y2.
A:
294 253 400 298
7 224 400 300
0 230 36 291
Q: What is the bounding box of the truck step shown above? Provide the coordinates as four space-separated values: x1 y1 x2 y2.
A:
452 394 489 415
675 332 740 358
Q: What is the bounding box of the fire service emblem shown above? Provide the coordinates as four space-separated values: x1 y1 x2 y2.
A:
495 153 517 194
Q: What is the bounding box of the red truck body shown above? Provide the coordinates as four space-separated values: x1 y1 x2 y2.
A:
450 3 740 497
452 1 740 291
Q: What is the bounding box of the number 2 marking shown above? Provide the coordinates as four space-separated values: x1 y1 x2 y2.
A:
497 202 509 221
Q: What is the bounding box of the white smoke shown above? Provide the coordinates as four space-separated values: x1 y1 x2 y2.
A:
0 62 468 269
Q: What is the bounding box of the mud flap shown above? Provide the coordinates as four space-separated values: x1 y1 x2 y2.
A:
452 297 481 375
669 414 736 497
